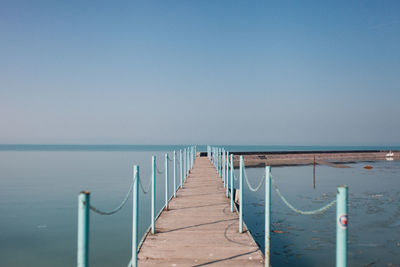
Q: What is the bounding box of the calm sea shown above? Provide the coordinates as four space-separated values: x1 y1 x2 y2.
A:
0 145 399 266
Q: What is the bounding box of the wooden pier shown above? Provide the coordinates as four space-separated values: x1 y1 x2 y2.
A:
137 156 264 266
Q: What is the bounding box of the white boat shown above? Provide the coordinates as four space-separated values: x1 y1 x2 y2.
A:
386 151 394 157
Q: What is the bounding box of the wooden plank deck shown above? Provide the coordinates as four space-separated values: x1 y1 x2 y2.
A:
137 156 264 266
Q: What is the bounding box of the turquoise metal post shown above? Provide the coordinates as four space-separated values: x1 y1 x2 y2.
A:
216 147 218 173
183 148 186 181
336 186 348 267
186 148 189 178
214 147 217 168
218 148 221 177
188 147 190 170
192 146 194 166
265 166 271 267
151 156 156 234
132 165 139 267
230 154 234 212
77 191 90 267
239 156 244 233
212 147 215 166
226 151 229 197
165 154 169 210
218 148 222 179
187 147 190 174
222 148 226 187
173 151 176 197
180 150 183 189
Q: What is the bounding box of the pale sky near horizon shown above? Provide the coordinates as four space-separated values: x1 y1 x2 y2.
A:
1 1 399 145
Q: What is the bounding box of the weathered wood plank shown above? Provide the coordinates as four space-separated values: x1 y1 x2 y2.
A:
137 156 264 266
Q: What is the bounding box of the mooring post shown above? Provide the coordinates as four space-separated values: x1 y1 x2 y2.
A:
239 155 244 233
77 191 90 267
151 156 156 234
265 166 271 267
132 165 139 267
165 153 169 210
173 151 177 197
180 149 183 189
230 154 234 212
336 186 348 267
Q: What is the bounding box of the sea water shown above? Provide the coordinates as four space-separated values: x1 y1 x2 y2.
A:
0 145 399 266
242 161 400 266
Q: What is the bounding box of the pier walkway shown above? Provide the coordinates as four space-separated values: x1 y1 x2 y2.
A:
137 156 264 266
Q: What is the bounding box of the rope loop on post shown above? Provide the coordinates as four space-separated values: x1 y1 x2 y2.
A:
243 167 265 192
156 166 164 175
89 180 134 215
271 175 336 215
139 176 152 194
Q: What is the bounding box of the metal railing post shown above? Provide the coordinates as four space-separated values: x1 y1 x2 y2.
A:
222 148 226 187
265 166 271 267
230 154 234 212
180 149 183 189
239 155 244 233
165 153 169 210
226 151 229 197
184 148 187 180
186 147 188 176
336 186 348 267
77 191 90 267
132 165 139 267
151 156 156 234
173 151 176 197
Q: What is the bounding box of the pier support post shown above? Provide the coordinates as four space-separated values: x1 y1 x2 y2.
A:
265 166 271 267
173 151 176 197
230 154 234 212
77 191 90 267
132 165 139 267
165 154 169 210
239 155 244 233
336 186 348 267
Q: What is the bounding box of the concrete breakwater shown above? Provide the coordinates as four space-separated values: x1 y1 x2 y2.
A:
230 150 399 168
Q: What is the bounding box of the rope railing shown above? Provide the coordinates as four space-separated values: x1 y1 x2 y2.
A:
89 181 133 216
139 176 152 194
156 166 164 174
207 145 349 267
271 175 336 215
243 167 265 192
77 146 198 267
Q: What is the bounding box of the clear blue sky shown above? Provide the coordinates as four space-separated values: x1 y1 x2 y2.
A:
1 0 399 145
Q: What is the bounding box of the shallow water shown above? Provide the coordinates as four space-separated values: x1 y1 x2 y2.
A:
0 149 178 266
242 161 400 266
0 147 399 266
